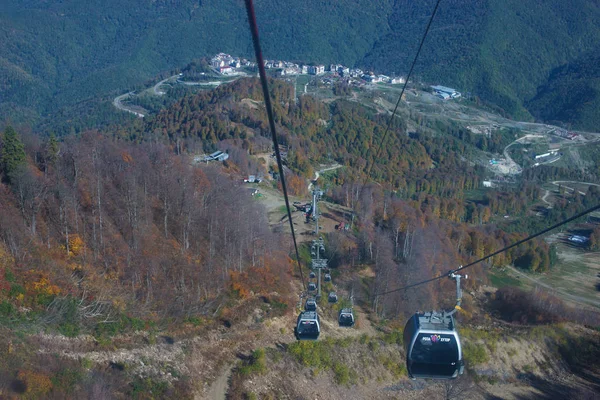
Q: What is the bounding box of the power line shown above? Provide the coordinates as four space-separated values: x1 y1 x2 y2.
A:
244 0 306 291
370 203 600 299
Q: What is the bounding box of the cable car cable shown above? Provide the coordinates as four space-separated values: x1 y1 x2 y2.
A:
455 203 600 273
364 0 443 181
244 0 307 292
369 202 600 299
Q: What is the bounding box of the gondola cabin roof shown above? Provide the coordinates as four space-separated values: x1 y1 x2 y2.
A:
300 311 318 320
415 311 455 332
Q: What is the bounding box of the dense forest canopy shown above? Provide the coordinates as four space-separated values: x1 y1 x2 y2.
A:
1 62 599 396
1 2 600 398
2 0 600 129
526 49 600 131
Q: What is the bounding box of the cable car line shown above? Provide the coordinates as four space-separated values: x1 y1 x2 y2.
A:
244 0 306 292
370 202 600 299
242 0 597 362
455 203 600 272
364 0 443 181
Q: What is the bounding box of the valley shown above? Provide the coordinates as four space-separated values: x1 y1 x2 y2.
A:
1 2 600 396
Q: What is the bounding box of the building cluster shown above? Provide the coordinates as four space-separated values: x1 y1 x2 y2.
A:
554 128 580 141
210 53 255 75
210 53 405 84
203 150 229 162
568 235 589 244
431 85 461 100
534 150 559 160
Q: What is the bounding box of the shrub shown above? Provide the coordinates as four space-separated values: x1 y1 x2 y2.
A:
382 329 403 346
58 322 80 337
333 362 350 385
379 355 407 378
287 341 334 370
17 370 53 397
9 284 25 298
463 342 489 366
0 300 14 316
184 316 204 326
51 368 83 394
239 348 267 376
131 377 168 399
493 287 565 324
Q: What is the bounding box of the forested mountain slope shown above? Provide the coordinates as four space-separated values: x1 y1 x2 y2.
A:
526 51 600 131
0 0 391 124
1 74 600 397
2 0 600 128
362 0 600 121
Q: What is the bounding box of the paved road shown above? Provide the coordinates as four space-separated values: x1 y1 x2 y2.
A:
153 75 179 95
113 92 145 118
551 180 600 196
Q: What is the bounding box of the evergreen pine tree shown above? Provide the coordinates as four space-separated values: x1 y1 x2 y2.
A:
0 126 26 181
46 133 60 168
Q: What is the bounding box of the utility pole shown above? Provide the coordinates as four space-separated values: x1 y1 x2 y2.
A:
311 236 327 300
312 187 323 236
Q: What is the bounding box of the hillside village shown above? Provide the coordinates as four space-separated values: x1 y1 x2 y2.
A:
210 52 406 85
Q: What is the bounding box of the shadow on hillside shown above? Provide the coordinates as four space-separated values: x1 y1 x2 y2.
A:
494 372 599 400
488 333 600 400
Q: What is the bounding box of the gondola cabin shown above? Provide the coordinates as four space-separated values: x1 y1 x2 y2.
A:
305 298 317 311
308 283 317 291
324 274 332 282
403 312 464 380
328 292 338 303
295 311 320 340
338 308 355 327
309 271 316 279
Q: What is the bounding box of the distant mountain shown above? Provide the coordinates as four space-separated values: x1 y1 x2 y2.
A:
1 0 600 129
526 52 600 131
361 0 600 123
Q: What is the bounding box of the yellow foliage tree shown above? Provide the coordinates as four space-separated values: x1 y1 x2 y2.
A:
17 370 53 398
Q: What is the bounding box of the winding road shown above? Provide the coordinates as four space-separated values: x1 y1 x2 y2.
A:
153 75 179 95
541 190 553 208
551 181 600 196
308 164 342 192
113 92 145 118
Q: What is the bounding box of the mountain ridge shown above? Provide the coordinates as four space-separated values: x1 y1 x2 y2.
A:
2 0 600 129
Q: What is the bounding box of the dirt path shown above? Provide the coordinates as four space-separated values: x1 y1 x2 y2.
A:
206 363 233 400
501 141 524 175
505 265 600 308
541 190 553 208
308 164 342 192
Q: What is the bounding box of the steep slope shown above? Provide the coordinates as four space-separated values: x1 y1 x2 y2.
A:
526 51 600 131
0 0 392 125
2 0 600 129
361 0 600 120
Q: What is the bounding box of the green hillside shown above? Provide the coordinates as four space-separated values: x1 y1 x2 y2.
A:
1 0 600 129
526 51 600 131
0 0 391 126
361 0 600 122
